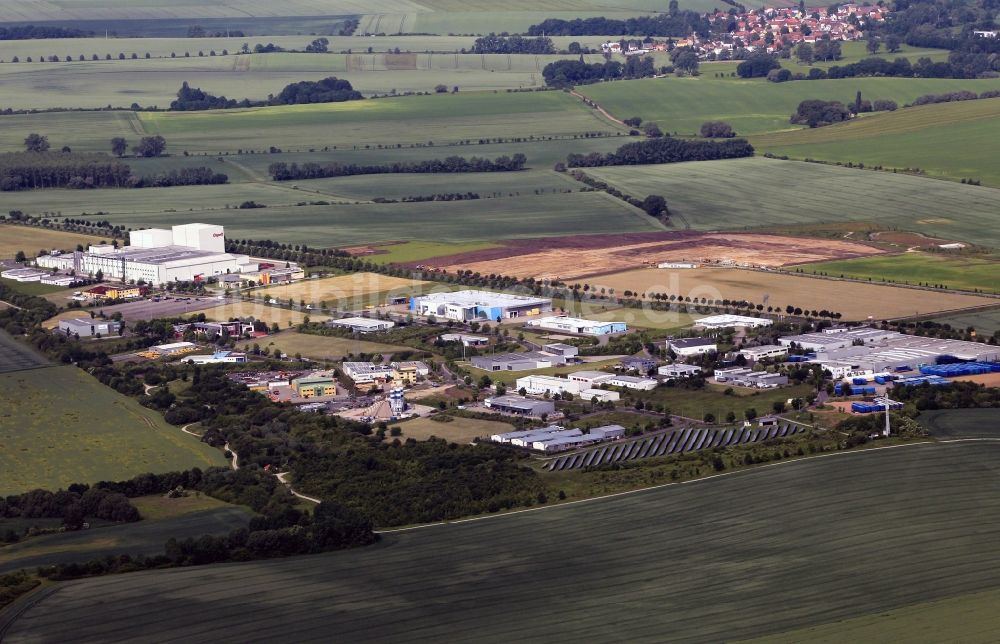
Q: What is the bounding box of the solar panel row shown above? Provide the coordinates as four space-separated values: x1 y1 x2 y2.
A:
545 423 808 471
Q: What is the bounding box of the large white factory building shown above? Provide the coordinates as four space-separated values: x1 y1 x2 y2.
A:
37 224 255 286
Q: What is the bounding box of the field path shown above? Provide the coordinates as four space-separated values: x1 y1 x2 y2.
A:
570 90 626 127
275 472 321 504
223 158 364 202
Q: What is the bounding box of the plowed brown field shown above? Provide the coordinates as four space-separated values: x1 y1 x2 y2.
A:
426 232 880 281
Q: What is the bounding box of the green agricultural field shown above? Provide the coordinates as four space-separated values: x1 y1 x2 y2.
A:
0 52 622 110
752 586 1000 643
751 98 1000 186
800 253 1000 294
7 441 1000 641
31 191 662 247
586 157 1000 248
213 136 628 177
285 168 581 201
0 277 66 297
0 90 624 154
577 76 1000 137
633 383 814 421
917 306 1000 336
917 408 1000 439
0 366 226 496
135 90 624 152
0 495 252 575
0 331 50 374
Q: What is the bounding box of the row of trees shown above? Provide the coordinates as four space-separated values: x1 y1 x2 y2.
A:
471 35 555 54
169 77 363 111
566 136 754 167
2 142 225 191
268 153 526 181
526 10 710 38
1 486 139 529
542 57 658 86
0 25 88 39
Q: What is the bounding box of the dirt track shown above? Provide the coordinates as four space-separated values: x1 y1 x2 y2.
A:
425 232 881 281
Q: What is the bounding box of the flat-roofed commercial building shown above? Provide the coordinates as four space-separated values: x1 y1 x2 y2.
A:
525 316 626 336
327 317 395 333
483 395 555 417
411 290 551 321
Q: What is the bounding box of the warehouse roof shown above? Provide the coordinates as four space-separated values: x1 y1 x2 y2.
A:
414 289 550 307
669 337 716 348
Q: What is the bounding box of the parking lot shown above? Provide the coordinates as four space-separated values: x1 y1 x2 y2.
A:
89 296 228 321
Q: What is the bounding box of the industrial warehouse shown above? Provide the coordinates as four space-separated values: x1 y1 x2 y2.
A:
524 316 626 336
36 223 257 286
410 290 551 321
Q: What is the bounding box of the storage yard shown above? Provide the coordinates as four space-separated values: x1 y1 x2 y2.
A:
429 231 881 281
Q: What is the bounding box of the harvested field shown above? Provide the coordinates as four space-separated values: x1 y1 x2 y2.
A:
588 267 997 320
946 373 1000 387
194 302 321 327
0 225 114 259
431 231 881 281
256 273 433 306
8 442 1000 642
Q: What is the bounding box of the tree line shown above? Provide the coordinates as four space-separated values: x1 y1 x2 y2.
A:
526 11 710 37
0 25 89 39
169 77 363 111
268 153 527 181
0 149 226 191
1 486 139 537
566 136 754 167
542 56 657 86
471 35 555 54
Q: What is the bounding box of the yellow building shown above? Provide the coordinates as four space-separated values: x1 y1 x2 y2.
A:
291 375 337 398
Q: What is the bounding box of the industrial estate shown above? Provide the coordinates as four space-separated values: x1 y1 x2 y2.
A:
1 0 999 640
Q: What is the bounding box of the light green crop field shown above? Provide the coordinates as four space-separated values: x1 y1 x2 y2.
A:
0 366 226 496
577 76 1000 136
26 191 663 247
751 98 1000 186
586 157 1000 249
915 307 1000 335
8 441 999 642
286 168 581 200
799 253 1000 294
135 90 624 152
0 90 624 154
634 383 814 421
0 52 621 109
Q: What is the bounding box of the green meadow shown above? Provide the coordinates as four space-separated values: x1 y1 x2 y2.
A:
751 98 1000 186
578 76 1000 136
800 253 1000 294
0 366 225 496
586 157 1000 248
